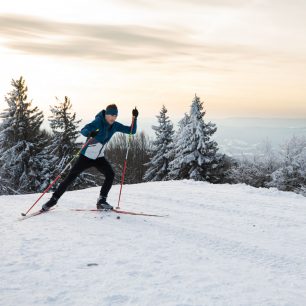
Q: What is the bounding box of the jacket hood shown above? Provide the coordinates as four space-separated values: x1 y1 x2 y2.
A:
95 110 109 126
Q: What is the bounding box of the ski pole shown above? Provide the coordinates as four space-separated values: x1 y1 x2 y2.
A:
21 134 97 216
116 113 136 209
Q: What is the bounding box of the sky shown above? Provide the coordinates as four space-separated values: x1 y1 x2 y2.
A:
0 0 306 125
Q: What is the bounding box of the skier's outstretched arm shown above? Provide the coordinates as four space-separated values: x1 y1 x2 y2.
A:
116 119 137 134
116 108 138 135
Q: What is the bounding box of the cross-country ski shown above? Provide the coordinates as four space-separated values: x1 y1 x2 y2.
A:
18 207 56 221
71 208 168 217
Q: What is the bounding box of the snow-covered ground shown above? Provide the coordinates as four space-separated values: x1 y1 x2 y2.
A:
1 180 306 306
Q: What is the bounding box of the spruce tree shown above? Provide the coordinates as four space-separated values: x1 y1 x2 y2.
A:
41 96 96 191
143 105 174 181
0 76 44 194
168 113 190 179
169 94 222 181
49 96 81 167
229 139 281 187
267 135 306 195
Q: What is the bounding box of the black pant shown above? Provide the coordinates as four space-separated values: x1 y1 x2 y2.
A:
53 154 115 199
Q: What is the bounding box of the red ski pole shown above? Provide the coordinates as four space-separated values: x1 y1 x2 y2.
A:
21 135 95 216
116 114 136 209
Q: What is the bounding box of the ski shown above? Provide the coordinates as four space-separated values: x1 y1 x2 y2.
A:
71 208 168 217
18 207 56 221
113 209 168 217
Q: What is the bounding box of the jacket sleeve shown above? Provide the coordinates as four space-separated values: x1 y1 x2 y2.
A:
80 117 100 137
116 118 137 135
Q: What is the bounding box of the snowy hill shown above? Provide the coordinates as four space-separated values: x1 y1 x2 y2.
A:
1 180 306 306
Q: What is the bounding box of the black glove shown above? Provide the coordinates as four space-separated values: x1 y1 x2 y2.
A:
132 107 139 118
89 130 99 138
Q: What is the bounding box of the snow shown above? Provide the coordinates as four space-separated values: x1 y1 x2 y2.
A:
1 180 306 306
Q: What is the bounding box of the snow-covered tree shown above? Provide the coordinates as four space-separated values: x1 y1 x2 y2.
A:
168 94 222 181
267 136 306 196
143 105 174 181
48 96 81 168
166 112 189 179
229 139 281 187
0 76 44 194
0 124 16 194
40 96 96 191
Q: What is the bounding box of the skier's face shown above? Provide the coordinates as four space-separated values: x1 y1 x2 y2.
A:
105 114 117 125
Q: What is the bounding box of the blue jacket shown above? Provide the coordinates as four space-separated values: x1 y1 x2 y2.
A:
80 109 137 159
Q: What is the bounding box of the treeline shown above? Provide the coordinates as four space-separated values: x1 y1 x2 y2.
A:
142 98 230 183
0 77 96 194
0 76 305 197
0 76 152 195
229 137 306 195
142 97 306 196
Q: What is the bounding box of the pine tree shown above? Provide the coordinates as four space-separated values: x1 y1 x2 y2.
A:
0 76 44 194
143 105 174 181
0 124 14 194
168 113 190 179
40 96 96 191
229 139 281 187
168 94 222 181
267 135 306 196
49 96 81 167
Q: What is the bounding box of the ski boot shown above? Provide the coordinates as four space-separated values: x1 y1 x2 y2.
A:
97 195 113 210
41 195 59 212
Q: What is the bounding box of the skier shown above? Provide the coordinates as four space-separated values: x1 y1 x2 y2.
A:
41 104 138 211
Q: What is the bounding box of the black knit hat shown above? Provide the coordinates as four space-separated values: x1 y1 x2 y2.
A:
105 104 118 116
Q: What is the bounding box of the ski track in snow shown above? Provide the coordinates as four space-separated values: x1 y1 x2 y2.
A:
1 180 306 306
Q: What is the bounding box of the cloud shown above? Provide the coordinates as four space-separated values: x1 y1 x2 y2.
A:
0 14 193 61
0 13 288 67
114 0 248 8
